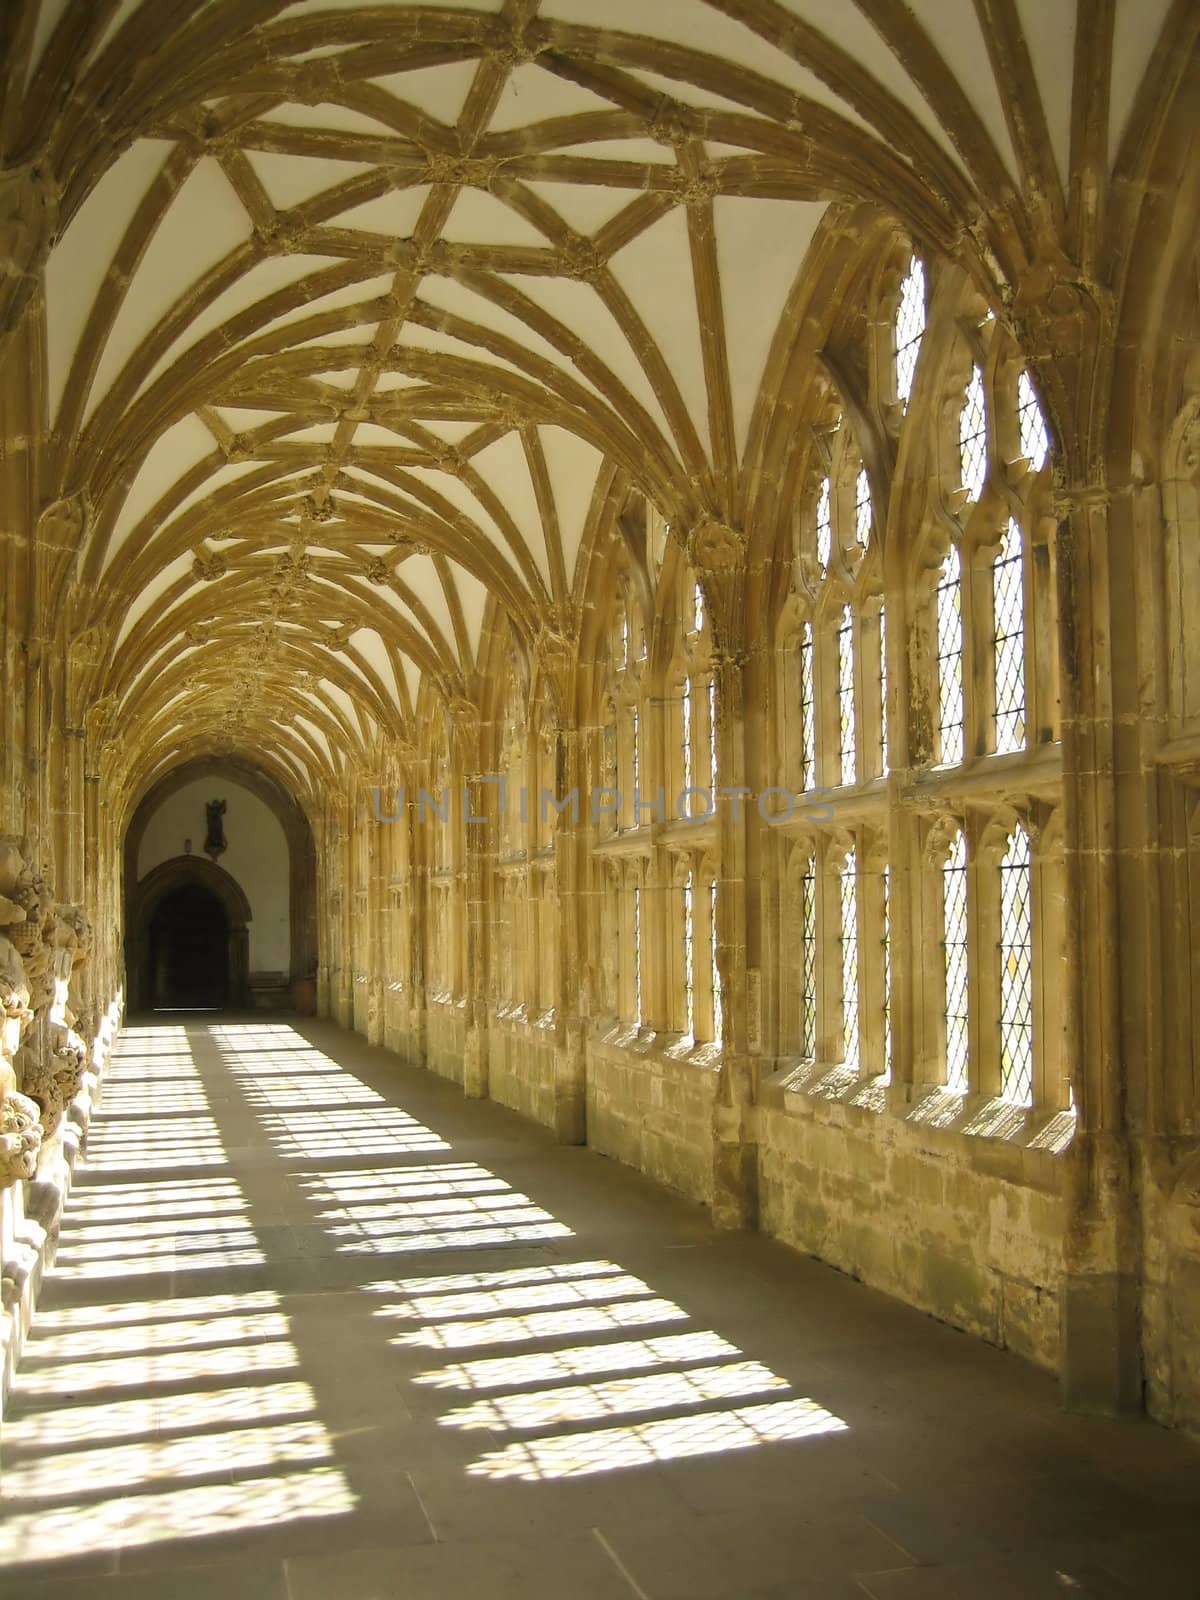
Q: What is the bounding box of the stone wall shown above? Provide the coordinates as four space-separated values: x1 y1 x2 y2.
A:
586 1029 719 1208
758 1076 1065 1370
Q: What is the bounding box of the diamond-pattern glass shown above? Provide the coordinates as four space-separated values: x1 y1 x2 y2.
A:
993 520 1026 753
1000 826 1034 1105
895 254 926 407
710 881 722 1044
943 830 969 1091
855 467 872 546
838 605 856 786
681 677 692 794
633 883 642 1026
801 857 817 1058
1017 371 1049 471
682 874 694 1038
708 676 717 785
799 623 816 789
881 863 892 1082
816 476 832 569
937 546 964 764
631 706 640 796
959 365 987 500
878 605 888 775
841 849 859 1069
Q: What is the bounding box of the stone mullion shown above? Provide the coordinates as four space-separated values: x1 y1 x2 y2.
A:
336 798 354 1028
366 789 385 1047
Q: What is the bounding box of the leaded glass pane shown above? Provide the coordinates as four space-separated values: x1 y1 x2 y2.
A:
838 605 856 786
799 622 816 789
960 364 987 500
895 254 926 407
801 857 817 1058
878 605 888 775
937 546 964 764
693 581 705 634
710 881 722 1044
816 476 832 569
631 706 640 797
882 863 892 1083
633 883 642 1026
682 874 694 1038
943 830 969 1091
855 467 872 546
1017 371 1049 471
681 678 692 793
1000 826 1034 1105
708 676 718 784
841 848 859 1069
993 520 1026 754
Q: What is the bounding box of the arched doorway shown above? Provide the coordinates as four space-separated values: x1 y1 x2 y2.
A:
149 884 230 1010
127 857 252 1012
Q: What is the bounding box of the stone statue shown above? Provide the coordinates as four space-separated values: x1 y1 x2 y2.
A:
205 798 227 860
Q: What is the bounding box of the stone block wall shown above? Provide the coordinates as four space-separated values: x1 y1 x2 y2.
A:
757 1080 1064 1369
586 1031 719 1208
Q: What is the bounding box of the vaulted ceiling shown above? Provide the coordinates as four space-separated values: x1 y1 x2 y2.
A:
3 0 1187 802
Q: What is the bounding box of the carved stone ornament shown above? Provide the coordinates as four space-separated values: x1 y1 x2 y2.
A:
688 519 745 574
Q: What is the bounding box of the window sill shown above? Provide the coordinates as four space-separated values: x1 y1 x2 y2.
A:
761 1058 1076 1157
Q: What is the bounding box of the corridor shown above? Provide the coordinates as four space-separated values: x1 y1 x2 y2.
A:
2 1022 1197 1600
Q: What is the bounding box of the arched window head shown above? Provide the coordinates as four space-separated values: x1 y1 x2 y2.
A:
999 825 1033 1105
993 520 1026 754
895 254 926 407
1017 371 1049 471
959 365 988 501
815 476 833 569
936 545 964 764
854 467 872 546
943 829 969 1091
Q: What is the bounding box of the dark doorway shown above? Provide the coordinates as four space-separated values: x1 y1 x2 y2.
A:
149 884 231 1010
